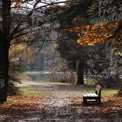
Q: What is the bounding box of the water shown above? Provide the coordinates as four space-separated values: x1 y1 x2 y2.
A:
25 71 51 81
24 71 77 82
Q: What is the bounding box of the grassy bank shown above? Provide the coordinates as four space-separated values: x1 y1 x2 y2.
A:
17 81 119 97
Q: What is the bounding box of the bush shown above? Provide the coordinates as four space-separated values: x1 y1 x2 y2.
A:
8 63 28 95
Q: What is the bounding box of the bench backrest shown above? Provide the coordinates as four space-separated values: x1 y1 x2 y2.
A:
95 85 102 97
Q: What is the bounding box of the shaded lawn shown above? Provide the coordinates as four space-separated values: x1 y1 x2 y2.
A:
0 81 122 121
18 81 119 96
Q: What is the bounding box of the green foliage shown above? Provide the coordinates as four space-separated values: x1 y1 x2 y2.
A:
8 81 19 96
118 90 122 96
57 0 93 28
8 63 28 95
57 38 88 70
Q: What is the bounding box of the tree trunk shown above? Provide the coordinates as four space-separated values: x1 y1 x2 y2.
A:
76 60 84 85
0 38 9 103
0 0 11 103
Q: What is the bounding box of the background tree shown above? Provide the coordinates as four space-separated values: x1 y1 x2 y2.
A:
55 0 122 89
61 0 122 89
8 40 32 95
55 0 93 85
56 35 89 85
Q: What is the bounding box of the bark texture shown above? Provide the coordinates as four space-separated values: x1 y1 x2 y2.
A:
0 0 11 103
76 60 84 85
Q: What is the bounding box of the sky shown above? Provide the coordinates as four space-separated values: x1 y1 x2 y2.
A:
23 0 67 9
12 0 67 14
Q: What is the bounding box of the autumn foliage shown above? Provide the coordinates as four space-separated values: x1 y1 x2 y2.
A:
11 0 22 7
64 22 119 46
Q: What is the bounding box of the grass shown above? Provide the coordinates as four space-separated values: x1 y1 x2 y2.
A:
80 87 119 96
101 88 119 96
16 78 120 98
18 86 52 97
17 82 119 97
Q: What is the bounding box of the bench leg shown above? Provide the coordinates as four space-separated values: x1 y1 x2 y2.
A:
97 98 101 104
98 98 101 104
83 97 87 104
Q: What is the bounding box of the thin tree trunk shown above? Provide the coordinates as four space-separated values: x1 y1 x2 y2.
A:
76 60 84 85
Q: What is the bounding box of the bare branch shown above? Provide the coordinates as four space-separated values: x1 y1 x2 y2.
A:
34 0 71 10
12 32 28 39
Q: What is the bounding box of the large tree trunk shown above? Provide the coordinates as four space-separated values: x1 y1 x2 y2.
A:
0 0 11 103
0 38 9 103
76 60 84 85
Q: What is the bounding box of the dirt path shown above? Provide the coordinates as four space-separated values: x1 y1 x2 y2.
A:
19 81 83 107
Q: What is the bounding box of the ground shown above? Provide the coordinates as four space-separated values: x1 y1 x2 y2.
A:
0 81 122 122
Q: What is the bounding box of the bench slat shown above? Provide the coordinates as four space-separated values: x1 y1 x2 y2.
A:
83 93 98 97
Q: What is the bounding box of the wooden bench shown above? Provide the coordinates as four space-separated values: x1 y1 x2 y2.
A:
83 85 102 105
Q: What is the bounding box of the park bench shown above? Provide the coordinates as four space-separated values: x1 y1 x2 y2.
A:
83 85 102 105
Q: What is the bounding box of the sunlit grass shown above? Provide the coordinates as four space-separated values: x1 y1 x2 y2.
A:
80 87 119 96
18 83 119 97
101 88 119 96
18 87 52 97
17 78 120 98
